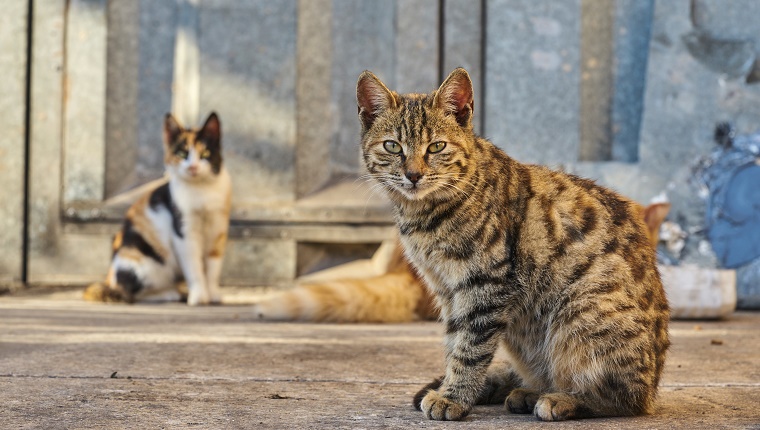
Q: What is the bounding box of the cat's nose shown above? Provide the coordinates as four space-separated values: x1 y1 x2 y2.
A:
188 165 199 175
406 171 423 184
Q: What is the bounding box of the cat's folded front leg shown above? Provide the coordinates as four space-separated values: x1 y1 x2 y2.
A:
185 275 209 306
204 256 223 305
419 292 505 421
174 232 209 306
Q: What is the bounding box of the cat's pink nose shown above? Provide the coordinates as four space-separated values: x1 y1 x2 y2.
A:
188 165 199 175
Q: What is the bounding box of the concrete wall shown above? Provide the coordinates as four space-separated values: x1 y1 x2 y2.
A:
0 1 28 288
11 1 760 298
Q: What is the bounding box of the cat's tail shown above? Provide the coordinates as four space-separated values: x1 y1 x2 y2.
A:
252 271 435 323
82 268 125 303
82 282 125 302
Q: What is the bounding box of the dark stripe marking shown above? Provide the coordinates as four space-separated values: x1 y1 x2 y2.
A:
121 219 164 264
149 183 184 238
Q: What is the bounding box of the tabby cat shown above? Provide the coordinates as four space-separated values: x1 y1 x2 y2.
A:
84 112 231 306
355 68 670 421
251 203 668 323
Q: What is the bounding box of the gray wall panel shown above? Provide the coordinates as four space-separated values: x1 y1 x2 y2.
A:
0 0 28 285
485 0 581 164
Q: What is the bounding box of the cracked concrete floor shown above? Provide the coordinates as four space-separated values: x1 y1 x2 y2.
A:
1 287 759 429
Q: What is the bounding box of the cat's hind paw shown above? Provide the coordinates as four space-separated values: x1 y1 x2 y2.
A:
533 392 583 421
506 388 540 414
420 390 471 421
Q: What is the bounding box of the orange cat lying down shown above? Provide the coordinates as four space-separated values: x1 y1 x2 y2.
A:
252 203 670 323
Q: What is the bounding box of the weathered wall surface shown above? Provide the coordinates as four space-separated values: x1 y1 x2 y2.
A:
0 1 28 288
9 1 760 304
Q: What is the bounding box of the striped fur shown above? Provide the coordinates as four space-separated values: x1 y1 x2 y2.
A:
251 202 667 323
84 112 231 306
356 68 670 421
252 236 438 323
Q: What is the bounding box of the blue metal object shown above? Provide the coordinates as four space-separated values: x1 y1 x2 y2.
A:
695 124 760 269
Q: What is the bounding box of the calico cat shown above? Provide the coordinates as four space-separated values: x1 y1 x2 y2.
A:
251 203 668 323
84 112 231 306
355 68 670 421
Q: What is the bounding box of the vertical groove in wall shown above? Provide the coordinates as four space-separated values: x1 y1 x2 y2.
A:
22 0 34 283
579 0 614 162
610 0 654 163
438 0 445 84
59 0 69 211
295 0 333 198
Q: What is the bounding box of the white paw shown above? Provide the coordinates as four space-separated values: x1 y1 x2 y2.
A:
187 290 210 306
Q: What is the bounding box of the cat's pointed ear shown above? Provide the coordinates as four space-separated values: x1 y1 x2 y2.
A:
642 202 671 248
199 112 221 148
357 71 396 131
163 114 183 146
434 68 474 128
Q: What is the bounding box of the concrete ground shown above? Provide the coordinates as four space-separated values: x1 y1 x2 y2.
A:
1 287 759 430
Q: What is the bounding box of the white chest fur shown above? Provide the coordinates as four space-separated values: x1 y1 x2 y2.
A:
169 167 231 216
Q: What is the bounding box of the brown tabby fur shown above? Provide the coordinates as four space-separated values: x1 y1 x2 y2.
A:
252 202 668 323
355 68 670 421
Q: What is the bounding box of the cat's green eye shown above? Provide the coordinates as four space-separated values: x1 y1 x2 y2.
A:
383 140 403 154
428 141 446 154
175 148 188 159
200 149 211 159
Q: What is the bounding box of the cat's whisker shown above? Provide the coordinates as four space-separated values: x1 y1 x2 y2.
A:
437 181 471 199
361 178 399 211
354 173 383 188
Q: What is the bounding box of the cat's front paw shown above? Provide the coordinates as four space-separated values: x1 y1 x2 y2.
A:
187 289 210 306
413 377 443 410
208 291 222 305
205 283 223 305
420 390 471 421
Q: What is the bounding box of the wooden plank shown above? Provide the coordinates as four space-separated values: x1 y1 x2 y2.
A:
63 175 393 224
65 221 395 243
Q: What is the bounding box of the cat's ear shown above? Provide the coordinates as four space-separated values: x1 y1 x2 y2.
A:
434 68 474 128
642 202 671 248
199 112 221 148
357 71 396 131
163 114 183 146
